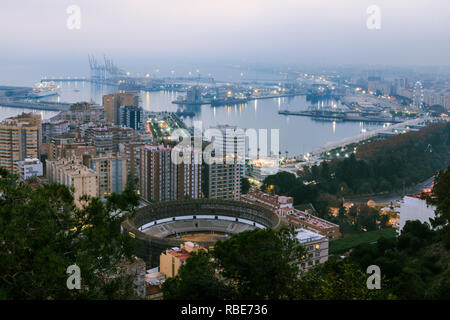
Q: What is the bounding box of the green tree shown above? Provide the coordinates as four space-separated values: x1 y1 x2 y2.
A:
397 220 434 253
296 258 390 300
337 204 347 223
162 251 232 300
0 168 140 300
241 177 251 195
428 270 450 299
262 171 299 195
213 227 305 299
355 205 379 231
427 166 450 248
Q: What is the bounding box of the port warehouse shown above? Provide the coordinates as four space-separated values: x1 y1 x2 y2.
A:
121 199 280 267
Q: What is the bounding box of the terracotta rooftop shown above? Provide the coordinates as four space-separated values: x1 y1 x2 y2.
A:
169 249 191 261
289 209 337 229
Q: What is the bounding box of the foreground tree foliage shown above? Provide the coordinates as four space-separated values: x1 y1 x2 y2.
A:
296 258 390 300
162 251 232 300
163 166 450 300
162 220 448 300
163 227 306 300
162 227 394 300
427 165 450 248
213 227 305 299
0 168 140 299
349 220 445 299
346 167 450 300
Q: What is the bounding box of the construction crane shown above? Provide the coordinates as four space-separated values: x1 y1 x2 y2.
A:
88 54 126 84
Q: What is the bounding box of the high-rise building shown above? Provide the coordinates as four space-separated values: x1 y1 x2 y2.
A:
85 125 136 154
41 120 70 144
118 105 143 131
172 145 202 200
0 113 41 174
206 125 245 200
84 153 128 198
119 141 147 190
140 145 172 202
139 144 202 202
103 92 140 124
48 134 96 160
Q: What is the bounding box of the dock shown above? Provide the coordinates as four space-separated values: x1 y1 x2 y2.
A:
172 92 308 106
278 109 402 123
0 99 71 112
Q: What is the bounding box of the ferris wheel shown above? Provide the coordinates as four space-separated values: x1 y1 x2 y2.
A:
412 81 424 110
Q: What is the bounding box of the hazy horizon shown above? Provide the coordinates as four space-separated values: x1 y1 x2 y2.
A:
1 0 450 85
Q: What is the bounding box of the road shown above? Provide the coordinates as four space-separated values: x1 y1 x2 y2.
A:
279 116 435 176
345 176 435 204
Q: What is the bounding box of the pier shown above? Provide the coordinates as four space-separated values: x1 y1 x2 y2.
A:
278 109 402 123
0 99 71 111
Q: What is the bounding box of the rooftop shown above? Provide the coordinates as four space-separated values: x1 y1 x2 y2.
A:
289 209 338 229
242 189 337 229
168 248 191 261
243 189 293 207
295 228 325 244
18 158 41 165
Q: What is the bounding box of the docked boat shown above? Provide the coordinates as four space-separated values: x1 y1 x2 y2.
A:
28 82 60 99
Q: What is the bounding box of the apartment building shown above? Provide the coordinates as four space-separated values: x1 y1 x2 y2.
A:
118 105 143 131
207 125 245 200
140 144 172 202
0 113 41 174
53 102 106 124
41 120 70 144
296 229 329 271
140 144 202 202
84 153 128 198
16 158 43 181
119 141 146 190
48 134 96 161
46 158 97 207
85 125 136 154
160 242 206 278
103 92 140 124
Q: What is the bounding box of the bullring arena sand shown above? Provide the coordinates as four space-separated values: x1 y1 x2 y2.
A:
167 233 230 242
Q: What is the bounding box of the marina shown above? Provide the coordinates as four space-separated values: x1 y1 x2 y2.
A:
0 82 387 157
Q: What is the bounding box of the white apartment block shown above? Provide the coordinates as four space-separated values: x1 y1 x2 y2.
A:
16 158 43 180
296 228 329 271
207 125 245 200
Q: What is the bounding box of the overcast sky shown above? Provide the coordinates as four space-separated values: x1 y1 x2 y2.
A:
0 0 449 84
